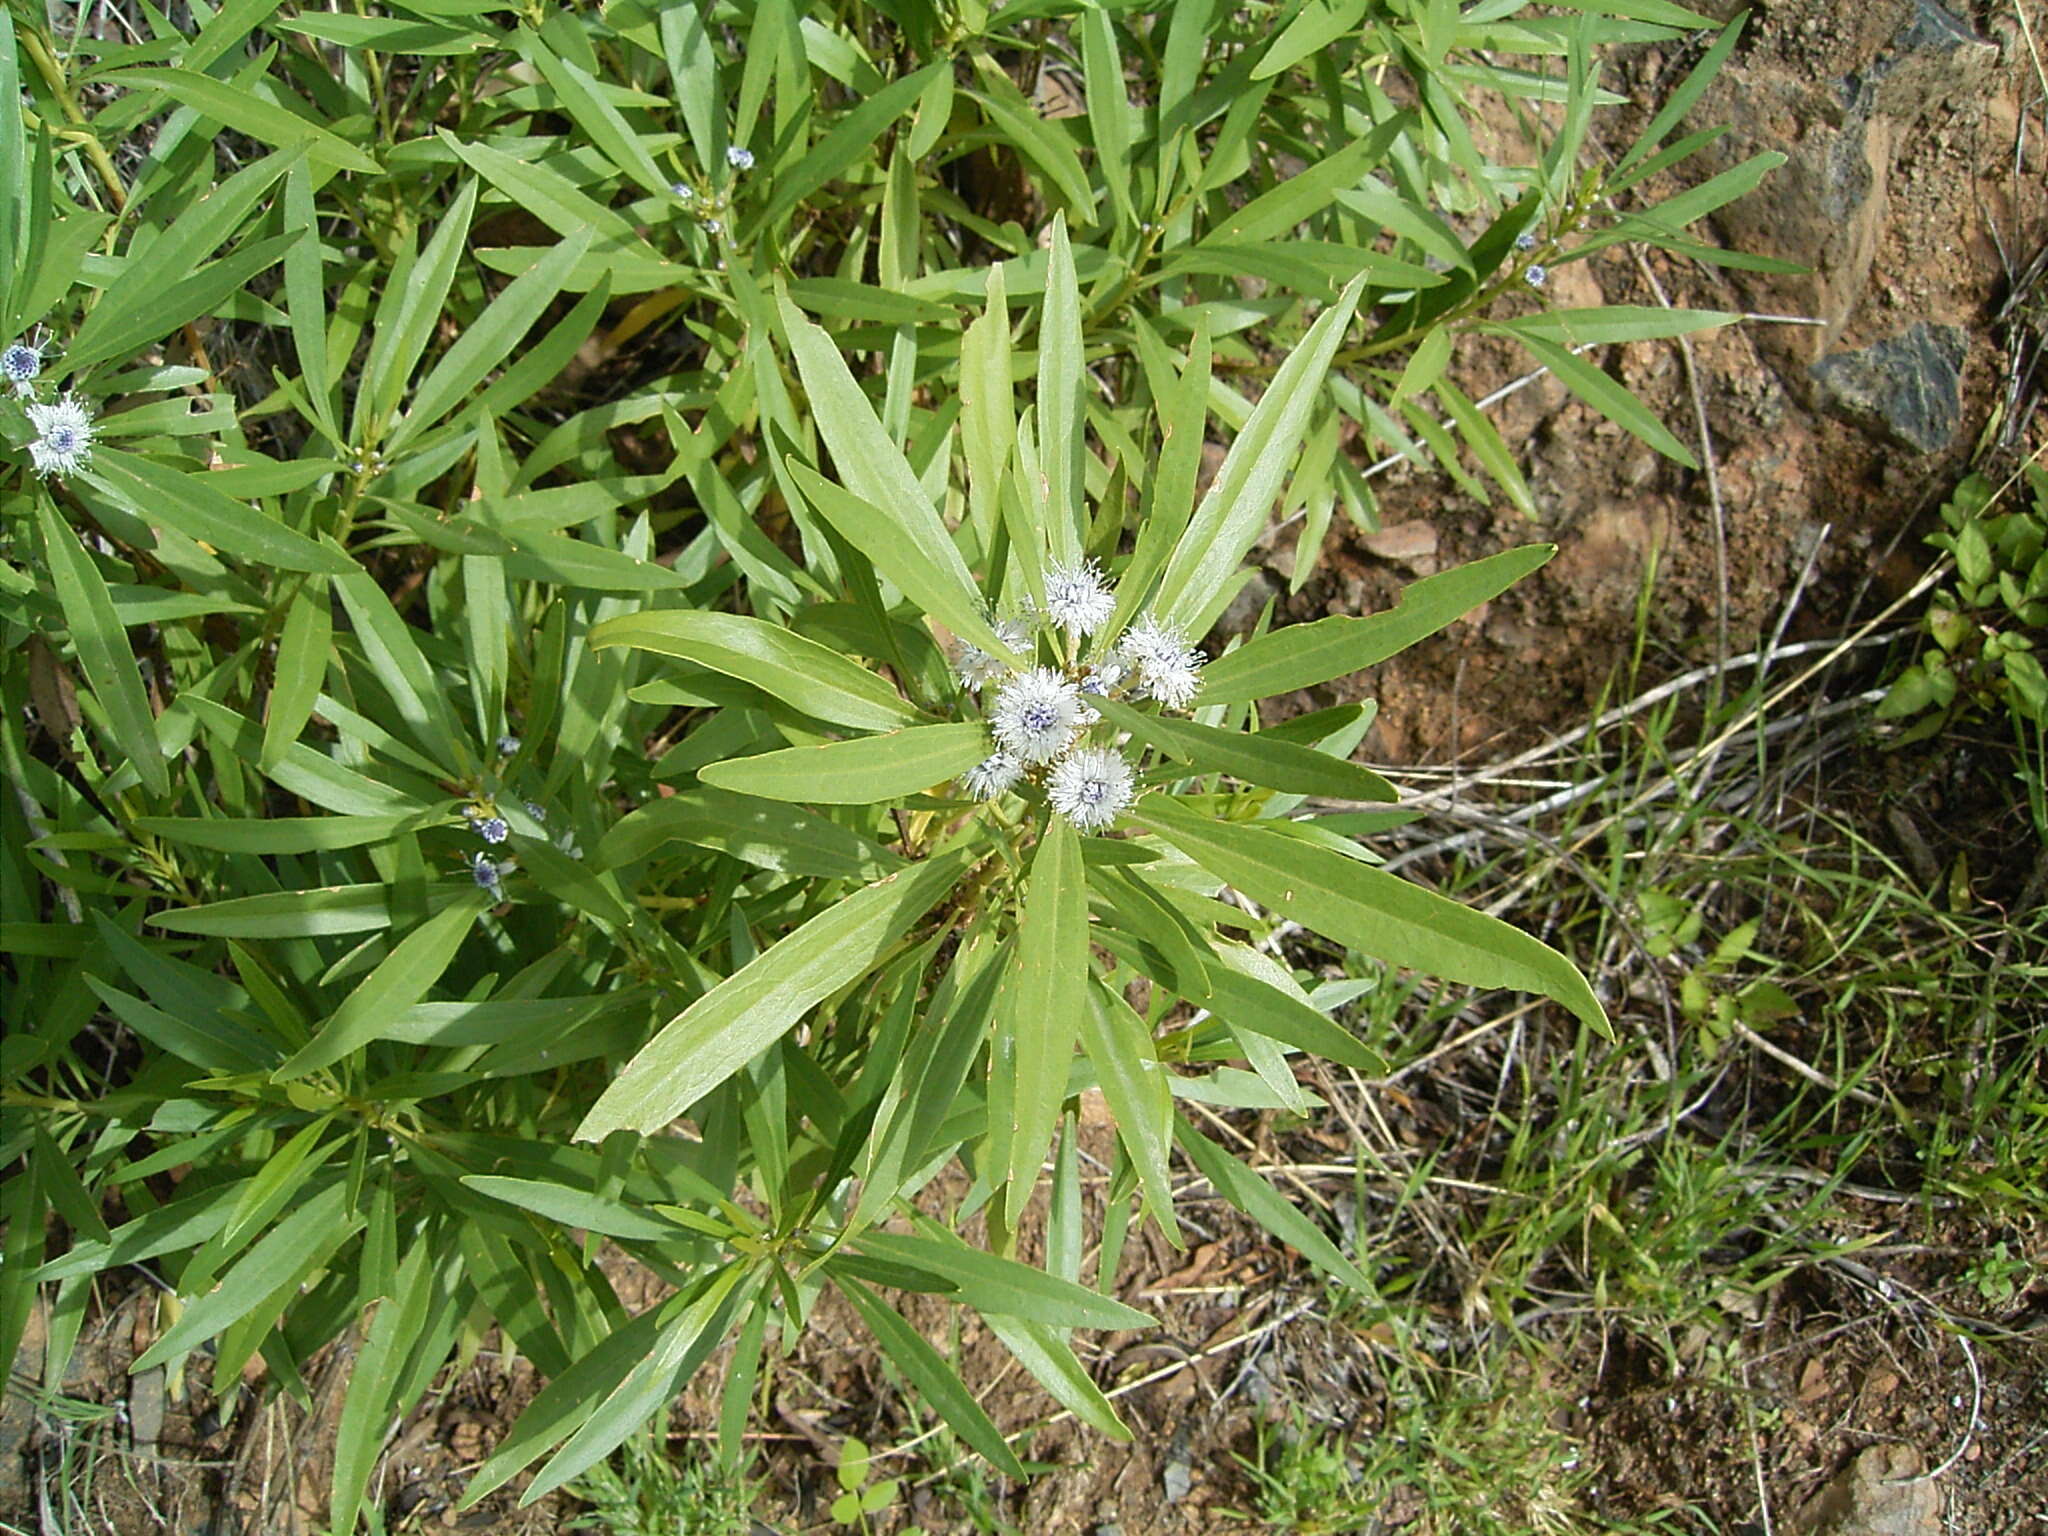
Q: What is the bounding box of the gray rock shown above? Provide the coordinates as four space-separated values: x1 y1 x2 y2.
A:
1809 323 1967 452
1695 0 1998 370
1791 1444 1942 1536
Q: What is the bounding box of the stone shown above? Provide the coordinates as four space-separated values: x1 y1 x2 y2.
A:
1694 0 1998 370
1792 1444 1942 1536
1809 323 1966 452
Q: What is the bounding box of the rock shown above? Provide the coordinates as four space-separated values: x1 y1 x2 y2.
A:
1809 323 1966 452
1791 1444 1942 1536
1359 519 1440 572
1695 0 1998 369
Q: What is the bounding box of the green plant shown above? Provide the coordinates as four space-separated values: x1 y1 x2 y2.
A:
0 0 1778 1524
567 1431 760 1536
1879 464 2048 839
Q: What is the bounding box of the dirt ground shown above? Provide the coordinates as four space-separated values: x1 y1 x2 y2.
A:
7 2 2046 1533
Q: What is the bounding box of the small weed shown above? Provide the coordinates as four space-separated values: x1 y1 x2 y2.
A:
566 1432 758 1536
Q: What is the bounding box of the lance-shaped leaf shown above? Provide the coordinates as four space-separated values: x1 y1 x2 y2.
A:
524 1267 751 1503
1093 696 1396 802
1174 1118 1373 1295
577 849 975 1139
699 724 990 805
1129 799 1608 1036
591 611 921 732
838 1278 1027 1479
1199 545 1555 704
85 448 357 576
37 504 168 796
777 298 1018 656
1150 275 1365 637
275 890 492 1078
997 818 1088 1220
133 1182 363 1371
786 461 1022 665
1078 982 1178 1241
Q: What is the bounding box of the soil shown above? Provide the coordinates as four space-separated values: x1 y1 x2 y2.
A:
8 2 2047 1533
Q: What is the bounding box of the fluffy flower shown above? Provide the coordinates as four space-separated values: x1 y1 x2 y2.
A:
955 614 1034 692
1514 231 1538 252
1043 559 1116 638
1047 747 1135 830
1524 264 1547 288
26 395 95 478
476 816 509 845
990 667 1085 764
523 800 547 823
961 750 1023 801
496 733 521 756
1119 614 1205 710
2 337 46 396
727 145 754 170
470 851 510 897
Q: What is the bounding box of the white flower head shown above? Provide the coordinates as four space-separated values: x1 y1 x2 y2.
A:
1043 558 1116 638
1047 746 1135 830
990 667 1085 764
726 145 754 171
2 334 50 397
962 749 1023 801
1119 613 1205 710
954 613 1034 692
26 394 95 478
1524 264 1547 288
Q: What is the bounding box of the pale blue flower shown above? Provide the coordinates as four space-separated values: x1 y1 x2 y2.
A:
1524 265 1547 288
476 816 509 845
991 668 1085 764
26 395 94 478
1043 559 1115 639
1047 747 1135 830
962 750 1023 801
726 145 754 171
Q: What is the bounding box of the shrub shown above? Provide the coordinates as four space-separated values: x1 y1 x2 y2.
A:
0 0 1770 1521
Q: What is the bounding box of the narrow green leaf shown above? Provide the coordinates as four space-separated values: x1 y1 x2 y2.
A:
134 1182 362 1371
1094 697 1396 802
276 891 491 1078
330 1245 434 1536
262 581 330 770
985 1315 1132 1441
1130 800 1608 1035
786 461 1020 664
752 63 944 231
1037 213 1085 567
698 724 989 805
1508 331 1697 468
776 303 1013 658
518 30 670 196
591 611 921 731
999 819 1087 1216
391 229 593 447
106 68 379 173
524 1268 749 1503
1151 277 1365 635
85 448 356 576
1078 982 1178 1241
438 131 634 242
1173 1119 1372 1294
460 1177 682 1243
1199 546 1555 703
838 1279 1027 1479
576 849 974 1139
460 1309 664 1508
595 788 900 880
37 504 168 796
